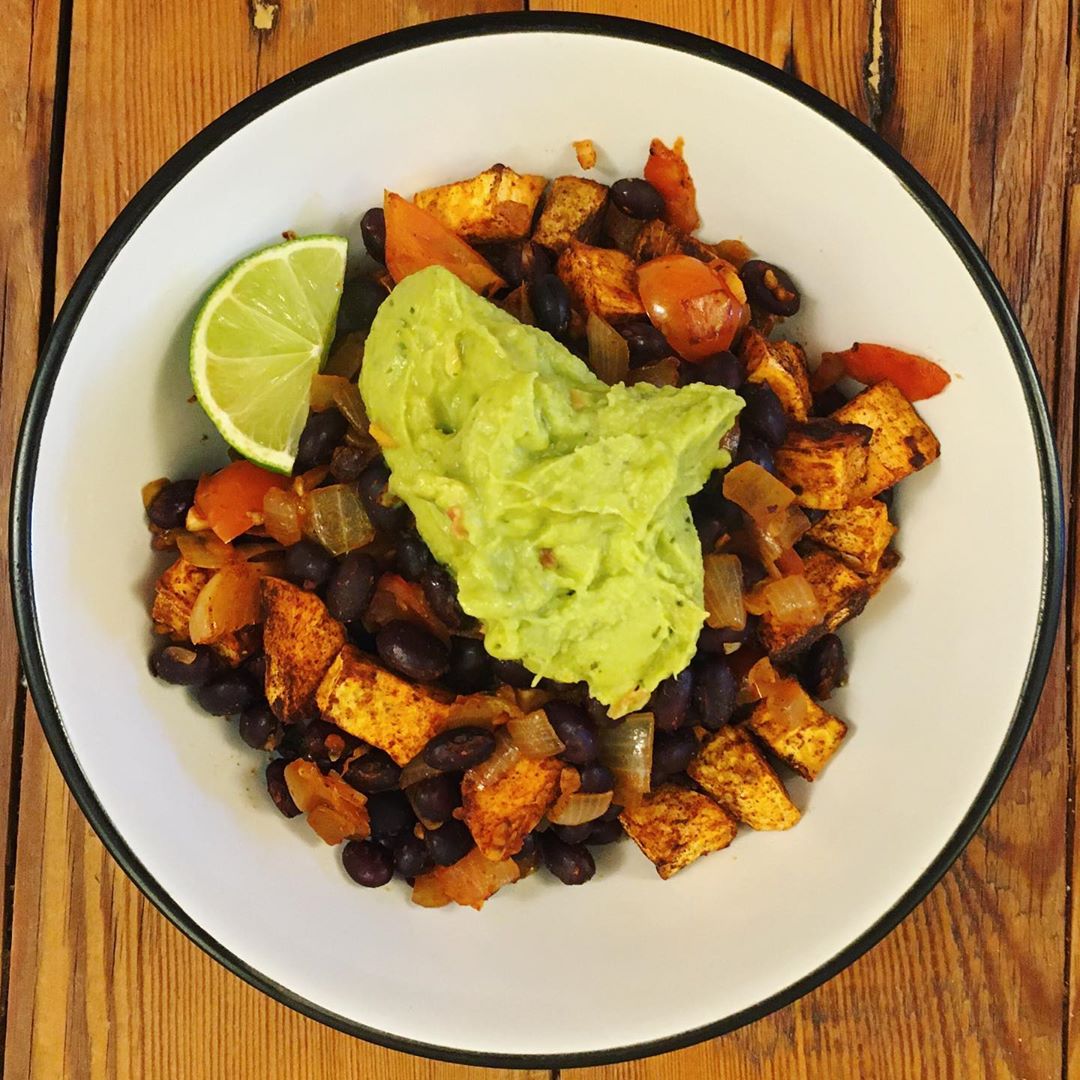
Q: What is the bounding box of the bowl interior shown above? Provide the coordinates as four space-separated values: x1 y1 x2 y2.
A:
21 25 1052 1061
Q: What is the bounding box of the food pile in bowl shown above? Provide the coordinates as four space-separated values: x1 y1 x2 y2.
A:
142 137 947 908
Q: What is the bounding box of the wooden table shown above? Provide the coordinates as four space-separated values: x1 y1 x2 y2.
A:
0 2 1075 1077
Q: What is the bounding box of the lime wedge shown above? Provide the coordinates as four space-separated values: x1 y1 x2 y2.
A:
190 235 348 473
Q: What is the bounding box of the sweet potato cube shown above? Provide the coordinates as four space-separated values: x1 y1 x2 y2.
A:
414 164 547 243
315 645 451 765
803 546 877 631
461 753 561 861
688 725 801 830
531 175 608 252
556 240 645 321
620 784 737 879
833 380 940 498
740 328 813 421
805 499 896 573
262 578 345 722
775 419 873 510
748 685 848 780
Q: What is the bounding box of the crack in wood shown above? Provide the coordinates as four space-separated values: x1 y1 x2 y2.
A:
863 0 894 130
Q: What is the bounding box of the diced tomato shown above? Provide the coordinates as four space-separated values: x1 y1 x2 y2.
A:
643 137 700 234
194 460 288 543
638 254 749 362
383 191 506 296
823 342 951 401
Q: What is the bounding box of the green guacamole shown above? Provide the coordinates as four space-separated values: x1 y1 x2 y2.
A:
360 266 742 715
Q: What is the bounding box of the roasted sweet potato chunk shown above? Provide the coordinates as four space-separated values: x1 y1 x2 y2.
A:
748 684 847 780
739 328 813 421
531 175 608 252
805 499 896 573
262 577 346 722
461 753 561 861
556 240 645 321
688 725 801 830
620 784 737 879
833 380 940 498
414 164 547 243
315 644 451 765
774 419 873 510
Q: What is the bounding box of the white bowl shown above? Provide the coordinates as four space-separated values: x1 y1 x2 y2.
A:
12 12 1063 1068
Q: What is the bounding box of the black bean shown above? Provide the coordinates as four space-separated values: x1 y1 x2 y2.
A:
293 409 348 475
484 240 553 286
423 726 496 772
735 435 776 474
336 275 389 335
300 719 357 765
740 259 801 317
326 551 377 623
513 832 539 862
652 729 698 780
276 723 306 762
681 351 745 389
393 835 433 879
801 633 848 699
242 652 267 686
446 637 492 694
740 557 768 590
424 819 474 866
360 206 386 264
410 774 462 824
546 702 598 765
342 839 394 887
689 474 744 535
693 655 737 730
585 696 612 726
150 644 215 686
357 459 409 534
348 623 378 654
740 383 789 447
329 444 371 483
395 532 432 580
195 672 257 716
541 833 596 885
588 818 624 845
528 273 571 337
284 539 335 589
619 320 671 367
877 486 895 510
266 758 301 818
147 478 197 530
420 564 470 629
649 668 694 733
601 802 623 822
578 762 615 794
376 620 449 682
238 704 282 750
697 624 750 652
367 790 415 841
342 749 401 794
553 822 595 845
811 385 849 416
490 657 535 689
610 177 665 220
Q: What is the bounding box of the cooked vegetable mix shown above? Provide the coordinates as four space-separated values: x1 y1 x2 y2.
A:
145 138 946 908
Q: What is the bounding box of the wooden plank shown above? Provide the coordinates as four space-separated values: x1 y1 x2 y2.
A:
0 0 61 1062
536 2 1074 1079
5 3 546 1079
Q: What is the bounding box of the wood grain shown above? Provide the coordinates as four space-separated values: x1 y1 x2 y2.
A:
538 2 1075 1079
2 1 1077 1078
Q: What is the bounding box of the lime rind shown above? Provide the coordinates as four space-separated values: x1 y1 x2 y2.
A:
190 234 348 473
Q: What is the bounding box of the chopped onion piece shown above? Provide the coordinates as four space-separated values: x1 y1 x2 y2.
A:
364 573 450 643
262 488 304 546
469 730 521 790
284 760 370 846
176 530 234 569
324 331 366 380
189 562 262 644
292 464 331 496
506 709 565 759
547 790 613 826
301 483 374 556
762 575 821 628
703 553 746 630
413 848 521 910
547 766 583 822
722 461 796 527
500 284 535 326
445 693 515 729
398 755 443 789
586 313 630 386
747 657 782 699
332 379 369 435
597 711 654 810
309 373 350 412
767 678 811 733
629 357 680 387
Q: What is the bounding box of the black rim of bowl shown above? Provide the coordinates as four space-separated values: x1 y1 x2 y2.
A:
9 11 1066 1069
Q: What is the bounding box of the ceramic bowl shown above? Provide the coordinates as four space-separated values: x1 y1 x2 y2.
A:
12 12 1063 1067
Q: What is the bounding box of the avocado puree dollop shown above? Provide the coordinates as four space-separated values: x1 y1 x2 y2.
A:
360 266 742 715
